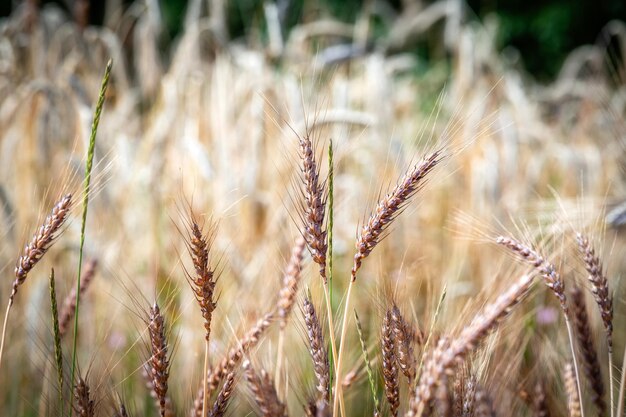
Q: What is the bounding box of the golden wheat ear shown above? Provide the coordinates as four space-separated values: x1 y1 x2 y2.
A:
303 295 330 406
145 302 172 417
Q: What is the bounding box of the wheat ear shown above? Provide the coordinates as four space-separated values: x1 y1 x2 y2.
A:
382 310 400 417
243 360 288 417
576 232 614 417
210 370 237 417
73 377 95 417
297 133 341 413
147 302 171 417
571 286 606 415
532 380 550 417
186 215 218 417
192 312 273 417
335 149 442 416
409 274 534 416
276 237 306 390
496 236 584 417
565 362 582 417
303 295 330 407
0 192 72 372
58 259 98 338
391 304 417 384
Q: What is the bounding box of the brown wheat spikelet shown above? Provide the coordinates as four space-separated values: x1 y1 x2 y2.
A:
58 259 98 338
391 304 416 384
352 150 442 281
187 216 218 341
571 286 606 415
12 193 72 305
532 380 550 417
496 236 567 314
474 388 496 417
243 360 289 417
435 374 452 417
382 309 400 417
462 376 477 417
303 295 330 404
298 133 328 282
146 302 170 417
210 370 237 417
564 362 582 417
409 274 534 416
277 237 306 329
575 233 613 347
73 377 95 417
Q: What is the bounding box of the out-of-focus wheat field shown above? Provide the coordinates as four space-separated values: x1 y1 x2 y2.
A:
1 0 626 416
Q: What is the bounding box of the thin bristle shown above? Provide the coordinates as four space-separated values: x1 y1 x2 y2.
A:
571 287 606 415
382 310 400 417
565 362 582 417
391 304 416 384
352 150 442 281
496 236 567 314
278 237 306 329
409 274 534 415
243 360 288 417
12 193 72 305
73 377 95 417
147 303 170 417
298 133 328 282
303 296 330 405
575 233 613 346
58 259 98 338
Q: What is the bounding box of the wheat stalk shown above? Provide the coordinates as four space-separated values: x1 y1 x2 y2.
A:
335 149 442 416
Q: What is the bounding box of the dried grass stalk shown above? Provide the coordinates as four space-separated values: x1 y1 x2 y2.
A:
58 259 98 338
243 360 288 417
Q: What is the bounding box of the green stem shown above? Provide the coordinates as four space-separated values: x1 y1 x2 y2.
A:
49 269 64 417
69 59 112 417
354 310 380 413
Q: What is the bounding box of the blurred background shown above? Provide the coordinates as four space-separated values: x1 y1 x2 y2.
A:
0 0 625 415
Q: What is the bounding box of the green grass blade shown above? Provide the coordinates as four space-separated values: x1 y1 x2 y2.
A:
49 268 63 416
69 59 112 416
354 309 380 413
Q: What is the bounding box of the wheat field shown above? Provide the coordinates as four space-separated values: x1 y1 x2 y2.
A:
0 1 625 416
